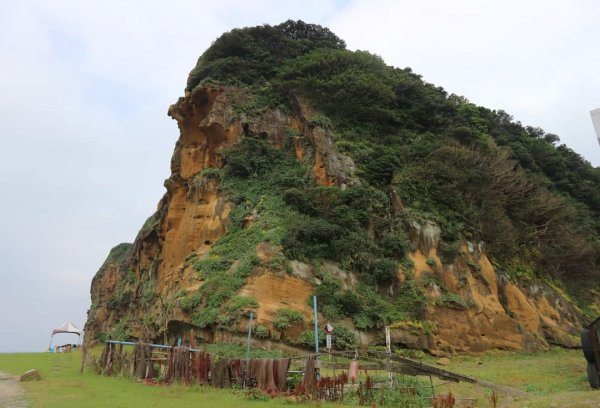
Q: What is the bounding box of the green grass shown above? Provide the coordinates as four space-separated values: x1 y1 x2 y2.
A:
422 347 598 407
0 351 324 408
1 348 598 407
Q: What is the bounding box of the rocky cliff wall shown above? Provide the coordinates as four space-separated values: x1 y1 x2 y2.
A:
85 86 584 354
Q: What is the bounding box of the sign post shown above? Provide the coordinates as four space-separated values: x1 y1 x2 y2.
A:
324 322 334 353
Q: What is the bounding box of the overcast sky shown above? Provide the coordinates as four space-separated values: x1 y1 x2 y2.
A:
1 0 598 352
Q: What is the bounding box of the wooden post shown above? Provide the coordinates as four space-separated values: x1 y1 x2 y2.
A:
385 326 392 387
429 374 435 400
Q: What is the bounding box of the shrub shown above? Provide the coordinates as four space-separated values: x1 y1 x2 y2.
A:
394 280 427 320
296 328 326 349
194 256 232 275
282 218 343 261
179 292 202 312
191 307 220 328
273 308 304 330
439 240 461 264
265 255 290 272
198 167 222 180
221 137 283 178
372 258 397 285
225 296 259 314
438 293 468 310
255 325 269 339
332 325 358 350
322 304 343 321
336 290 361 315
282 188 316 215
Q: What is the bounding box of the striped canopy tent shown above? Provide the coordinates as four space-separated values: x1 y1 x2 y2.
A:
48 321 83 351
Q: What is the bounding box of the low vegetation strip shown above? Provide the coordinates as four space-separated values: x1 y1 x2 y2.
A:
0 351 308 407
0 347 597 407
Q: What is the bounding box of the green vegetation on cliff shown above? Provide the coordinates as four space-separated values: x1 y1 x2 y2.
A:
188 20 600 286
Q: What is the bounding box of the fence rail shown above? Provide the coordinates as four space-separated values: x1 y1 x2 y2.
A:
90 339 528 403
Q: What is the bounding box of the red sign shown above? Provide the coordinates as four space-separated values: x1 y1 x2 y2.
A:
324 322 334 334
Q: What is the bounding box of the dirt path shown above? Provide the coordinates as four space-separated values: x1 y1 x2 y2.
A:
0 372 27 408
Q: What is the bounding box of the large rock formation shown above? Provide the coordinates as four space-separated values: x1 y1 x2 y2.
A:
85 84 585 354
83 17 600 357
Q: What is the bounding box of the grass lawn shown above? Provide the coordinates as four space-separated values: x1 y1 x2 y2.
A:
0 351 320 408
0 347 598 407
423 347 599 407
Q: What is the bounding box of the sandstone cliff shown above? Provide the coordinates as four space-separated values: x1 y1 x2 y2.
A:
84 84 586 355
85 20 600 355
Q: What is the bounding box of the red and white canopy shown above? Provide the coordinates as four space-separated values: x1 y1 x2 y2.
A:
51 321 83 336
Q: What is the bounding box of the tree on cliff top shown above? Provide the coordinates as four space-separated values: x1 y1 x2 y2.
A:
187 20 345 91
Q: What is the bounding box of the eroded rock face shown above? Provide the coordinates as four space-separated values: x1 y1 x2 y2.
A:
85 86 584 355
396 228 583 354
289 94 359 188
84 87 359 344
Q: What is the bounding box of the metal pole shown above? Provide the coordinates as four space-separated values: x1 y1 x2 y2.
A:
246 312 254 360
313 295 320 389
244 312 254 389
313 296 319 354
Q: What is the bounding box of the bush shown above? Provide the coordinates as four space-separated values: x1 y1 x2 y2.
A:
224 296 259 314
273 308 304 330
282 188 316 215
394 280 427 320
191 307 220 328
296 328 326 349
438 293 468 310
193 257 232 278
221 137 283 178
439 240 461 264
332 325 358 350
198 167 222 180
322 304 343 321
336 290 361 315
372 258 397 285
255 325 269 339
282 218 343 260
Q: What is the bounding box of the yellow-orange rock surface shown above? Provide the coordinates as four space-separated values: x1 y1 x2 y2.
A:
85 87 583 354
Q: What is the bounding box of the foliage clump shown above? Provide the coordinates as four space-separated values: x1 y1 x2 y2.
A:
272 308 304 330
